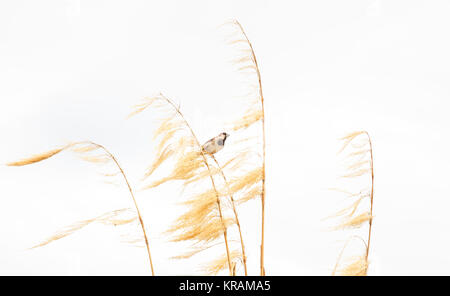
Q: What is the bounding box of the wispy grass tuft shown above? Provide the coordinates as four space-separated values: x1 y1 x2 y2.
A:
7 141 155 275
130 93 244 275
224 19 268 276
329 131 375 276
30 208 136 249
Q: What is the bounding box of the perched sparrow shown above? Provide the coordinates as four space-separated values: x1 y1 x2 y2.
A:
202 132 230 155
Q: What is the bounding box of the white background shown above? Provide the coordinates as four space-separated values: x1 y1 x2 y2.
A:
1 0 450 275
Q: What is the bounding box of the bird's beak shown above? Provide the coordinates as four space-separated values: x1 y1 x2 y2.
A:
225 133 230 138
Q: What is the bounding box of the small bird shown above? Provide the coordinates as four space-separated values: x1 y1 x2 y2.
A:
202 132 230 155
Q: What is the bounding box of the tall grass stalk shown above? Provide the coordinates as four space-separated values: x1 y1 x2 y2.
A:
227 20 267 275
162 95 233 275
365 132 374 262
209 154 248 275
330 131 375 276
7 141 155 275
130 94 244 274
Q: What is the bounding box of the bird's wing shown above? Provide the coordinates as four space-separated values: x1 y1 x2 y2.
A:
204 136 218 147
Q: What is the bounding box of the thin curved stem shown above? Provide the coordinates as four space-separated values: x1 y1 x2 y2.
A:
364 132 374 262
332 235 368 276
160 95 233 275
210 154 248 276
234 20 267 276
77 141 155 275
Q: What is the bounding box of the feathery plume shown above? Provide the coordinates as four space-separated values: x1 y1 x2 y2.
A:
329 131 375 276
7 146 68 166
130 93 238 275
8 141 155 275
30 208 134 249
225 19 267 275
335 256 368 276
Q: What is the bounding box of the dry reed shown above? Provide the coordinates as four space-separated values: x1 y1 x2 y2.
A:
30 208 136 249
7 141 155 275
130 93 240 275
330 131 375 276
225 19 267 276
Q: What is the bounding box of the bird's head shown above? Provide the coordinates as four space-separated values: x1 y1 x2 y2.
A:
220 132 230 140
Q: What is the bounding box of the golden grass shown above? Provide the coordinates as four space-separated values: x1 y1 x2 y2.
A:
144 146 175 179
220 150 254 171
229 167 263 194
143 150 204 189
130 93 237 275
232 107 263 131
338 131 365 154
7 147 67 166
30 208 134 249
127 97 159 118
8 141 155 275
335 256 368 276
205 250 242 275
226 19 267 276
330 131 375 276
237 186 262 205
326 196 364 220
335 212 372 230
207 154 251 275
172 217 235 244
129 90 268 275
2 21 387 277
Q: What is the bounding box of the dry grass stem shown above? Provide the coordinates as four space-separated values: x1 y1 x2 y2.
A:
335 256 368 276
8 141 155 275
209 154 250 275
205 250 242 275
226 20 267 275
30 208 134 249
335 212 372 230
130 93 237 275
232 108 263 132
330 131 375 276
7 147 68 166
